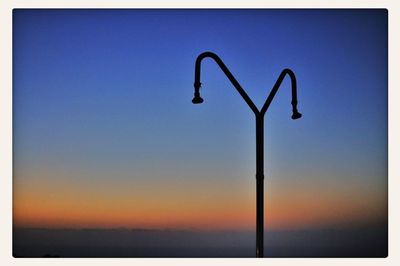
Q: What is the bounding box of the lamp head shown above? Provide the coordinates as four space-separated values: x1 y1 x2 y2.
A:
192 82 203 104
192 95 204 104
291 111 302 120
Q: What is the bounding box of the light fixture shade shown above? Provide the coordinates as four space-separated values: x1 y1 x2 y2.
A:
291 111 302 120
192 96 204 104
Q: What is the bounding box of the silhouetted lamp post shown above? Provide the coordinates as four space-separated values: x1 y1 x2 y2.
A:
191 51 302 258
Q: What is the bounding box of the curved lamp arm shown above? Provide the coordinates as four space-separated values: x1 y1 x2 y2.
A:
192 51 259 115
192 51 302 120
260 68 302 119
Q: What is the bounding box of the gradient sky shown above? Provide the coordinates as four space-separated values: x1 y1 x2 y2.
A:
13 9 387 231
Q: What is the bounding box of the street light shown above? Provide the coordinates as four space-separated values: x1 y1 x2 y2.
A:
191 51 302 258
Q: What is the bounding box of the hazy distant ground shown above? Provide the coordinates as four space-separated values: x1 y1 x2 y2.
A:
13 225 387 258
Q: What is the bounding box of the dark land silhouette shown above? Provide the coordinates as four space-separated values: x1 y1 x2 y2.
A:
13 224 387 258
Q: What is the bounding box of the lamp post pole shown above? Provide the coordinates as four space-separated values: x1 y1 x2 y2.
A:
191 51 302 258
255 114 264 257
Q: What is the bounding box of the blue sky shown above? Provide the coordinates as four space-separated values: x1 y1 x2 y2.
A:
13 9 387 230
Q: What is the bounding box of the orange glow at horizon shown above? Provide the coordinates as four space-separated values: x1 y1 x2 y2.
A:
13 171 387 231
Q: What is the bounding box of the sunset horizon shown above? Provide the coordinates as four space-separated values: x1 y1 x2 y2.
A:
13 9 387 257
